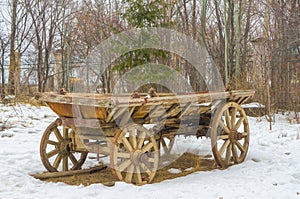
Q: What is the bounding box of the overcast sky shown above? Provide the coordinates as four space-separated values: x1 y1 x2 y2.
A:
0 0 10 33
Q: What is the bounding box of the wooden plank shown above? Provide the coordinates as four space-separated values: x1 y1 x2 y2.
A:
119 107 136 127
79 134 113 141
76 126 116 137
42 90 255 121
143 104 163 121
84 143 111 155
31 165 107 180
111 107 128 121
178 102 193 119
73 105 83 118
159 125 209 136
62 118 107 128
42 90 255 108
105 107 119 123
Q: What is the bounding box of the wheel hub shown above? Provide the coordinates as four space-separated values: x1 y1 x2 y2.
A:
229 129 244 141
59 139 70 155
131 150 150 166
131 150 142 165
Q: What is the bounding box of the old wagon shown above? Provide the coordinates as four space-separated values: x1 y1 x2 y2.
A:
39 89 255 185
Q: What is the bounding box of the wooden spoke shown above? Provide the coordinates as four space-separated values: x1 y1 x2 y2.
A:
137 131 146 149
62 155 68 171
53 154 62 169
225 110 232 129
53 128 63 141
69 153 79 165
218 139 230 156
241 132 248 137
231 143 239 163
47 140 59 146
211 102 250 169
134 166 143 185
141 143 154 153
129 131 137 149
125 165 134 183
111 124 159 185
219 120 230 134
231 107 237 128
235 141 246 153
140 163 152 176
116 152 131 159
118 160 131 172
40 119 88 172
46 149 59 159
225 143 232 165
117 128 127 143
217 134 230 140
122 137 133 152
234 117 245 130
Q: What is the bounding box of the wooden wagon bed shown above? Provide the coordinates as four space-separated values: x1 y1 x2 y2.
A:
39 89 255 185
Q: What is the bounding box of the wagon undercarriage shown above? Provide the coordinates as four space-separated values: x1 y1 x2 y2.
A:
39 90 254 185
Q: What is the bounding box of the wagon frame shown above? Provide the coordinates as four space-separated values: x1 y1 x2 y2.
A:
39 89 255 185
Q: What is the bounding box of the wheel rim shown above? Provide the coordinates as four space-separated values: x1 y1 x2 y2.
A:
210 102 249 168
40 119 88 172
111 124 159 185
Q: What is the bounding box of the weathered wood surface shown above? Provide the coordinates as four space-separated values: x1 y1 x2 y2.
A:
41 90 255 122
31 164 107 180
42 90 255 108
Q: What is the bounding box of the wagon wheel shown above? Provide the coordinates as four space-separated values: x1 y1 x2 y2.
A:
210 102 249 169
111 124 159 185
40 119 88 172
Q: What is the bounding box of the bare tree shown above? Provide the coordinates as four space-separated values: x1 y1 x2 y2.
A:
234 0 242 80
0 33 9 99
20 0 73 92
8 0 17 95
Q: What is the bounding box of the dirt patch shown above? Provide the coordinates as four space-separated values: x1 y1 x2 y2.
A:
37 153 218 186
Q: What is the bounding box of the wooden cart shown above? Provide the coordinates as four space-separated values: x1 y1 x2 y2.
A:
40 90 255 185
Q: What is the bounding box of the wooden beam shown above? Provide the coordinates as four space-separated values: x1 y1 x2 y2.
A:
31 165 107 180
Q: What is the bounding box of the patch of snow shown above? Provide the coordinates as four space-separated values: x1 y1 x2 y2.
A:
184 167 194 171
242 102 265 108
168 168 182 174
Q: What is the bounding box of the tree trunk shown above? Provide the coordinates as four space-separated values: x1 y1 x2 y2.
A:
191 0 197 39
37 46 43 92
234 0 241 80
213 0 225 83
241 0 252 77
14 51 21 96
200 0 208 48
0 42 5 98
223 0 229 86
8 0 17 95
183 0 190 35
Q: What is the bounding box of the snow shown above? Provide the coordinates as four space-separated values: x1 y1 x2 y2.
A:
242 102 265 108
0 104 300 199
168 168 182 174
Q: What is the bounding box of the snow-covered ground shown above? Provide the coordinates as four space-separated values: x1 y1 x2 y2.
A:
0 103 299 199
